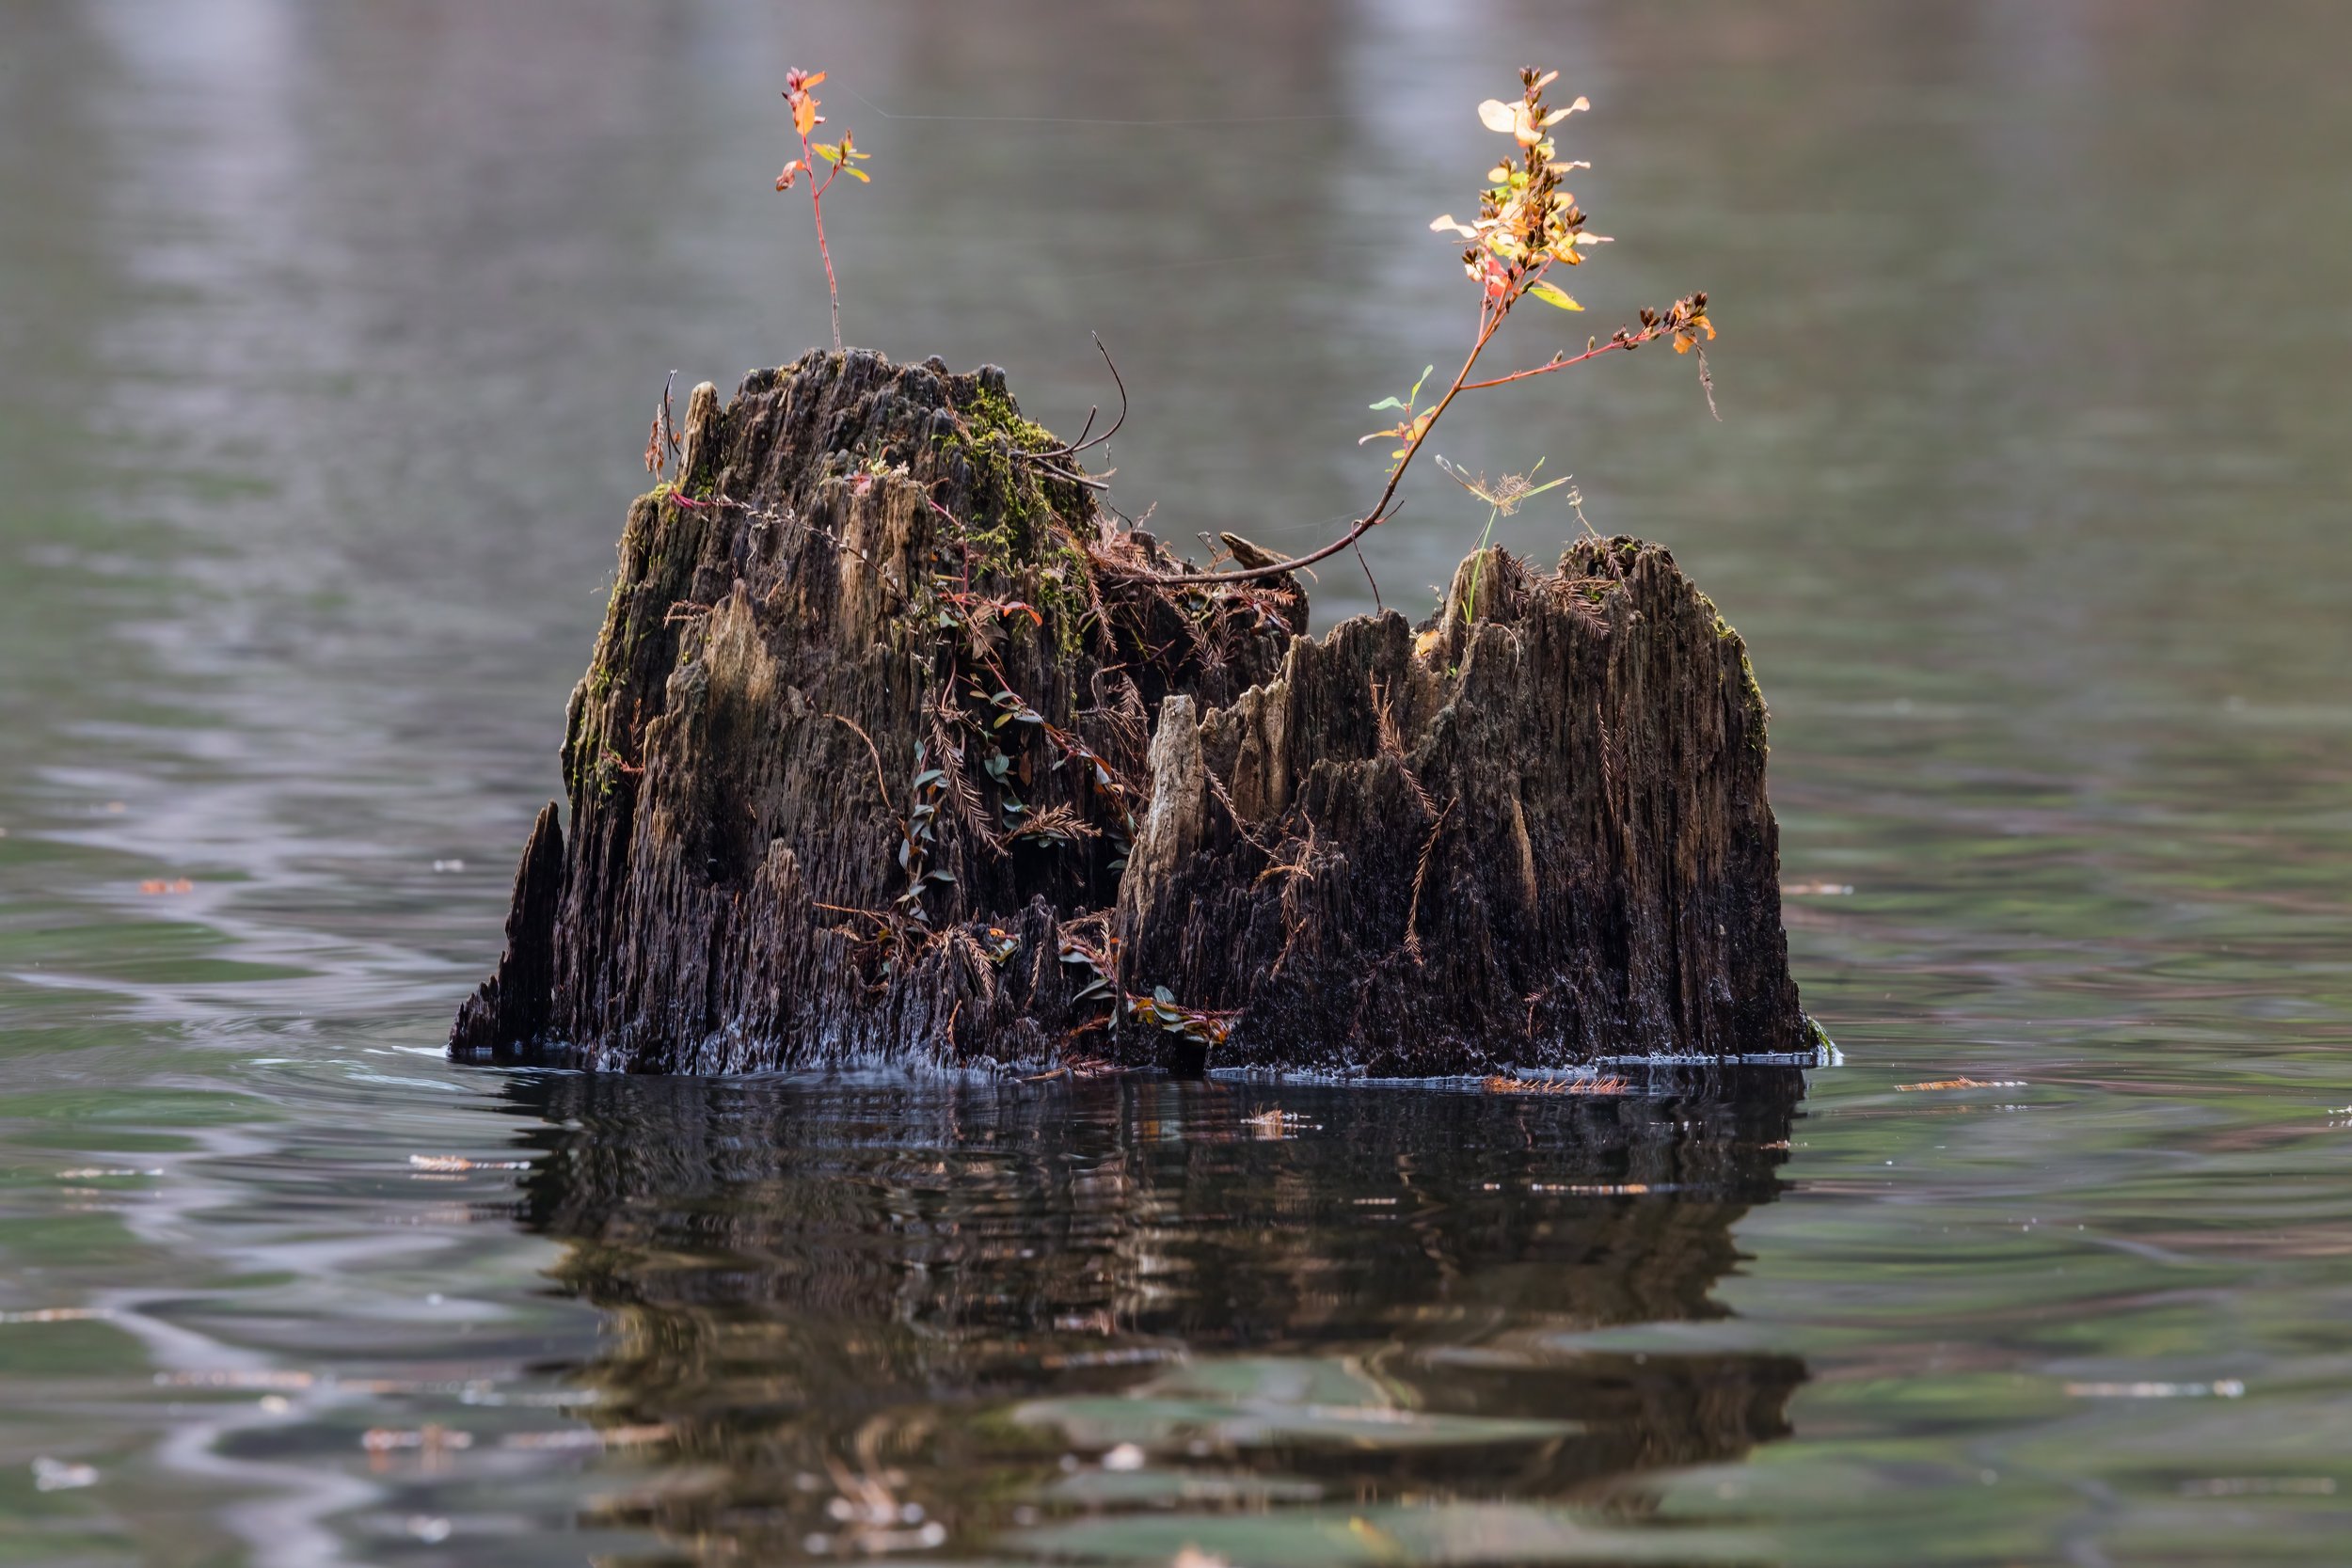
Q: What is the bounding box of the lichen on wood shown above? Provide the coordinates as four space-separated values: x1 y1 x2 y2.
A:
452 349 1810 1076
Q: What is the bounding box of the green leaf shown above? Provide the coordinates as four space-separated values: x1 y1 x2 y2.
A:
1526 280 1582 311
1152 985 1175 1006
811 142 840 163
1367 397 1406 412
841 166 869 182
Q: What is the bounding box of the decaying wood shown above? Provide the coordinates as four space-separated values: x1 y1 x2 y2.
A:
451 349 1813 1075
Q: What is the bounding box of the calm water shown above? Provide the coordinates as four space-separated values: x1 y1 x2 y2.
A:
6 2 2352 1563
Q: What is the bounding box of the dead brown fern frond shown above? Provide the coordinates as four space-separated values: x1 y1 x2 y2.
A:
1403 795 1457 965
1009 802 1103 845
1370 677 1437 819
930 688 1003 858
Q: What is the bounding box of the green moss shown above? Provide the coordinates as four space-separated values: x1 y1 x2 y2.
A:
936 384 1096 657
1738 647 1770 753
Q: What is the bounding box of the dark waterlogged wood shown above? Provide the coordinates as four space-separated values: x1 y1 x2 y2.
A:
452 349 1813 1074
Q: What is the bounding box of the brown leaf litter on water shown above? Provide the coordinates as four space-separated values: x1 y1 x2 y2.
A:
1895 1077 2027 1092
1484 1075 1629 1096
408 1154 534 1173
0 1307 113 1324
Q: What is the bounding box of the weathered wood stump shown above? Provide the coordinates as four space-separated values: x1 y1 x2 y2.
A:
452 350 1813 1074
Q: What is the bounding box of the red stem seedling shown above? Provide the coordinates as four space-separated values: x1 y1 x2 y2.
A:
776 68 874 355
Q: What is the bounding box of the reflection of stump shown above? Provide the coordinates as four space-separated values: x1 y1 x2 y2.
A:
509 1069 1807 1559
452 350 1813 1073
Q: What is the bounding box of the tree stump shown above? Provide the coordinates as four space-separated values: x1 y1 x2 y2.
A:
451 350 1815 1075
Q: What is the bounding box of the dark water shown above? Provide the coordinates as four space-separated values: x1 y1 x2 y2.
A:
6 2 2351 1563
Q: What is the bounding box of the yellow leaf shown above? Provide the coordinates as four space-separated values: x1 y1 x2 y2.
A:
1527 279 1581 310
841 166 869 182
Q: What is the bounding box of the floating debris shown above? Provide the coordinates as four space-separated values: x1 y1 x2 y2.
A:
1484 1075 1629 1096
138 878 195 895
157 1369 315 1390
0 1307 112 1325
1783 881 1854 895
501 1422 672 1450
1024 1056 1119 1084
431 859 467 873
1244 1109 1317 1138
1896 1078 2026 1092
362 1424 473 1454
803 1523 946 1556
56 1168 162 1180
2179 1477 2334 1497
408 1154 533 1173
32 1457 98 1492
2064 1379 2244 1400
1102 1443 1147 1472
405 1516 453 1543
1034 1347 1177 1371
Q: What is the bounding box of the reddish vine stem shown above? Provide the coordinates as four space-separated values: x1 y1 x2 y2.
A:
1154 319 1672 588
1152 69 1708 591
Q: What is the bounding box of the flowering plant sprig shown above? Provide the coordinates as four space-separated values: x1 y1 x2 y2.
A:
1168 68 1713 588
775 68 875 354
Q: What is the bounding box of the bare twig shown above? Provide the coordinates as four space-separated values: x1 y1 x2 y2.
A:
1031 335 1129 461
824 712 894 817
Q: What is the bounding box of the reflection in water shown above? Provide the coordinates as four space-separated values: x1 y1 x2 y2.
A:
12 1 2352 1560
508 1071 1805 1562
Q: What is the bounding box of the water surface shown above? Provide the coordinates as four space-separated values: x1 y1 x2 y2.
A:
5 2 2351 1563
